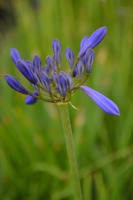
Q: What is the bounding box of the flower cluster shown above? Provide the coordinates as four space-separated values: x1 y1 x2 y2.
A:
4 27 120 116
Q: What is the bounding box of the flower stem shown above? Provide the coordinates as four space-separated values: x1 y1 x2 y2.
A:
58 103 82 200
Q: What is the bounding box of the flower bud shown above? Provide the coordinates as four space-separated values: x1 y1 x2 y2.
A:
25 91 38 105
10 48 21 66
46 56 57 72
76 61 84 80
80 35 89 65
17 59 37 84
57 74 67 98
4 74 29 94
52 39 62 65
33 54 41 77
86 49 94 74
65 47 74 69
40 72 51 94
78 27 107 57
73 68 77 77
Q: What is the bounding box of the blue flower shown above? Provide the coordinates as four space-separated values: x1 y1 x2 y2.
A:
4 27 120 115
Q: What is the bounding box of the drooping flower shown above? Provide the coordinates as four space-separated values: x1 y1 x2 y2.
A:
4 27 120 116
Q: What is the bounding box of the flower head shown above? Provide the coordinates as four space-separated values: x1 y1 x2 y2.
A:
4 27 120 116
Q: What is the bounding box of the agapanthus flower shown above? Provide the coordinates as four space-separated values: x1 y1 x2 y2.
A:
4 27 120 116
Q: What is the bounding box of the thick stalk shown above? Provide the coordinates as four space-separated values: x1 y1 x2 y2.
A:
58 103 82 200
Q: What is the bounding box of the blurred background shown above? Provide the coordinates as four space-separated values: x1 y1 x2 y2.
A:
0 0 133 199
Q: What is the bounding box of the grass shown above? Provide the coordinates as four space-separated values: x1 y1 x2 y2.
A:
0 0 133 199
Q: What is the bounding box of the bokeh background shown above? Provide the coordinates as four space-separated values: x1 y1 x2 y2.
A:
0 0 133 199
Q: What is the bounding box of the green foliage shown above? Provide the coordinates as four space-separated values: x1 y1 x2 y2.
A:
0 0 133 199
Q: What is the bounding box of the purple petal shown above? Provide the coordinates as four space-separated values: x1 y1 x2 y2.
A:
78 27 107 57
25 91 38 105
4 74 29 95
17 59 37 84
10 48 21 66
80 86 120 116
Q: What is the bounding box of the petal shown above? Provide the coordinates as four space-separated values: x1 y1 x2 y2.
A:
25 91 38 105
17 59 37 84
10 48 21 66
78 27 107 57
80 86 120 116
4 74 29 94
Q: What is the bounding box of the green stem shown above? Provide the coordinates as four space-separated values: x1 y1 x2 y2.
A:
58 103 82 200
